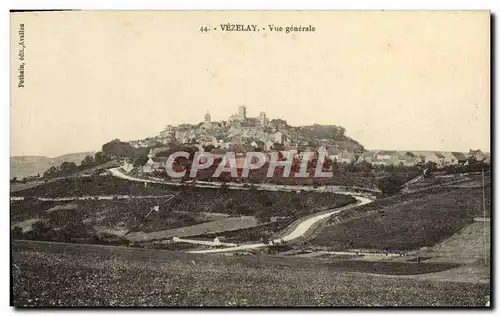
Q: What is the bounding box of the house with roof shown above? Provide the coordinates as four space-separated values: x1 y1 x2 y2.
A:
434 152 446 167
264 140 274 151
250 140 265 150
357 151 376 164
274 131 285 144
337 150 357 164
437 152 459 165
397 152 422 167
201 136 218 147
468 149 488 162
228 144 254 153
121 161 134 173
365 150 397 166
129 140 143 148
142 156 169 174
296 140 315 153
451 152 468 165
376 150 398 161
326 147 341 162
371 158 386 166
143 157 154 173
411 151 443 166
316 144 331 159
386 157 404 166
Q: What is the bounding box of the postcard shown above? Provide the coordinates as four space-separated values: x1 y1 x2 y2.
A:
10 10 491 307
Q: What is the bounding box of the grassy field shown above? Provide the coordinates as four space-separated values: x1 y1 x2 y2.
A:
11 175 174 197
11 241 489 307
11 178 355 245
11 176 355 218
187 218 295 243
405 173 490 192
310 186 491 251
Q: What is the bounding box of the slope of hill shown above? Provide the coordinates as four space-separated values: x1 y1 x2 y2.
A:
10 152 95 179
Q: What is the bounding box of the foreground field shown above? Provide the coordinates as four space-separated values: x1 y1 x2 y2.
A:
310 186 491 251
12 241 489 307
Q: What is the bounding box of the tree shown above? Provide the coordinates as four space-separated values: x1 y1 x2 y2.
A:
270 119 288 128
29 221 51 240
425 161 438 171
60 161 77 172
376 175 405 195
134 156 149 167
154 150 170 157
132 147 149 159
331 159 339 171
43 166 59 178
203 144 216 152
357 161 373 173
102 139 136 158
255 209 271 223
81 155 95 168
94 151 111 164
12 226 23 239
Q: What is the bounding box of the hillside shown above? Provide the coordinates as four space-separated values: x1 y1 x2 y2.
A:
10 152 95 179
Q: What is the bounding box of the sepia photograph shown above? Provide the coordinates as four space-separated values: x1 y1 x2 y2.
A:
9 10 491 307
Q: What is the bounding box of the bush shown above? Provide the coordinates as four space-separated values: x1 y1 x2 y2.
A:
266 240 292 254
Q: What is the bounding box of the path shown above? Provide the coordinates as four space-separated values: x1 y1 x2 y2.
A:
109 167 375 254
108 167 380 197
172 237 237 247
10 194 175 202
126 216 259 242
188 196 372 254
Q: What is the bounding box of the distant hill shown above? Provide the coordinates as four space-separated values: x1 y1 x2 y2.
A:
10 152 95 179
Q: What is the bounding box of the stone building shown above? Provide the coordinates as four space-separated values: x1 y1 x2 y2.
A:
238 105 247 119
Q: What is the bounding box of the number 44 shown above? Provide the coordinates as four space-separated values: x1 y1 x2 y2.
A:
200 26 209 32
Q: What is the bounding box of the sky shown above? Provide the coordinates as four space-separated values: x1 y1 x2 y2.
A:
10 11 490 157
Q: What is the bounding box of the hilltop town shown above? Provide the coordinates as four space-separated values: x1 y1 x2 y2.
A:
127 105 364 153
122 105 489 172
10 105 490 185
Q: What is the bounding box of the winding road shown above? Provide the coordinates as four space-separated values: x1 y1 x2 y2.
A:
108 168 380 195
189 195 372 254
108 167 374 254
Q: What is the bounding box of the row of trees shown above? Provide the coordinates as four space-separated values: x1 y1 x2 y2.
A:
101 139 150 159
22 152 114 181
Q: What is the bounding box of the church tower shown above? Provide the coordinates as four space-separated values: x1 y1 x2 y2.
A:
204 111 211 123
238 105 247 119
